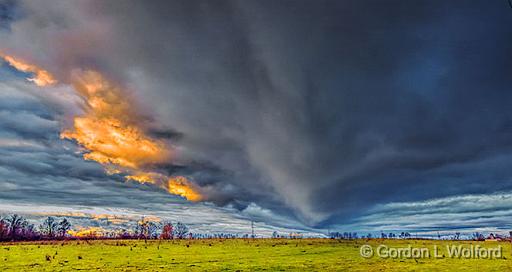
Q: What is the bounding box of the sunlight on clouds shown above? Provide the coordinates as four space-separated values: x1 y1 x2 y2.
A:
168 176 203 202
67 226 108 237
0 54 57 86
0 54 204 202
61 117 170 169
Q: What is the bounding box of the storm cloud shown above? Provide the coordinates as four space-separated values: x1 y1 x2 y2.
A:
1 0 512 231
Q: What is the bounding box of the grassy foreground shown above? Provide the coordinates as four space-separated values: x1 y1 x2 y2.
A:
1 239 512 271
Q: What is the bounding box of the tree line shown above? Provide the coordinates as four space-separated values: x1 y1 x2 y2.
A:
328 231 507 241
0 214 194 241
0 214 72 241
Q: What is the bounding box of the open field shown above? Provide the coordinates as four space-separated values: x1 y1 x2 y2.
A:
1 239 512 271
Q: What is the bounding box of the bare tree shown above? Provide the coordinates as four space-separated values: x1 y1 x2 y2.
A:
20 223 38 240
6 214 26 240
0 218 8 241
174 222 188 239
135 220 148 239
40 217 58 238
160 223 174 240
58 218 71 238
147 221 158 239
135 218 159 239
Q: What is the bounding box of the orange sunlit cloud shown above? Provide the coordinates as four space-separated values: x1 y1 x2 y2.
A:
61 71 205 201
126 171 166 184
61 70 171 171
0 54 57 86
61 117 170 169
69 70 135 120
168 176 203 202
1 54 205 202
67 226 108 238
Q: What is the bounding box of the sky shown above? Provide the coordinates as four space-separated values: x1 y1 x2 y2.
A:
0 0 512 236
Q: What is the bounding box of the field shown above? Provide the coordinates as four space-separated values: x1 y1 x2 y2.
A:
1 239 512 271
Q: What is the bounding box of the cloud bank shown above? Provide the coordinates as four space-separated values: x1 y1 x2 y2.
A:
1 0 512 231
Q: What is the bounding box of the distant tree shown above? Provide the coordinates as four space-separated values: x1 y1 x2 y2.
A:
454 232 461 240
329 232 343 239
58 218 71 238
40 217 58 238
148 222 159 239
135 218 159 239
20 223 38 240
136 220 149 239
473 232 484 241
160 223 174 240
117 229 133 239
0 218 8 241
174 222 189 239
6 214 26 240
272 231 279 238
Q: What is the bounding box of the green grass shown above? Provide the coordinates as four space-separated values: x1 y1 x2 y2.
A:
1 239 512 271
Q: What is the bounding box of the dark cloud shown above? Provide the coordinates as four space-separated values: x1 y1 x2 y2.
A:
1 0 512 230
0 0 19 30
0 75 312 233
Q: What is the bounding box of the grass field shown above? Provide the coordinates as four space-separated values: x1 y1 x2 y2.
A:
1 239 512 271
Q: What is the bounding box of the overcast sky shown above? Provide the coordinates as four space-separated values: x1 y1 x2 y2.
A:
1 0 512 235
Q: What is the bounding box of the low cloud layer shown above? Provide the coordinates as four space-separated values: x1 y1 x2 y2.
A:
1 0 512 231
0 202 321 237
342 191 512 237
